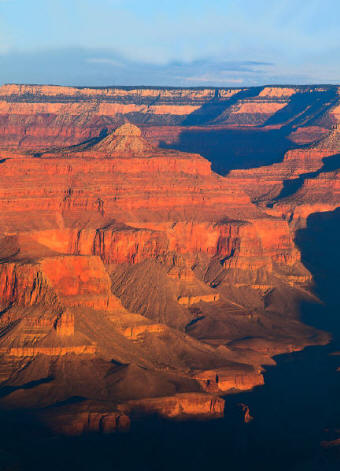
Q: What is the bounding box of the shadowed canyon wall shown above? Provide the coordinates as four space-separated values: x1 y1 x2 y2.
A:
0 84 339 447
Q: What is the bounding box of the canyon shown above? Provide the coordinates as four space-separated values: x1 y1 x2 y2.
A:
0 83 339 469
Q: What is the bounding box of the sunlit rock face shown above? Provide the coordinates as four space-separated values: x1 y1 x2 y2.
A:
261 114 340 227
0 85 338 434
225 91 340 221
0 84 337 149
0 123 308 297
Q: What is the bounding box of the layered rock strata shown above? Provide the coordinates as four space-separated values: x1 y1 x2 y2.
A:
0 117 330 434
0 84 337 150
226 98 340 207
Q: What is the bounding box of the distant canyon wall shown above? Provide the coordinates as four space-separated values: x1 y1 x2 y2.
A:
0 84 338 149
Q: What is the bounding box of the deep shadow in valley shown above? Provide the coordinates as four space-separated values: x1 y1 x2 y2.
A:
160 87 338 176
272 152 340 202
182 87 262 126
296 208 340 339
1 211 340 470
265 89 338 128
224 207 340 470
0 410 243 471
160 126 298 175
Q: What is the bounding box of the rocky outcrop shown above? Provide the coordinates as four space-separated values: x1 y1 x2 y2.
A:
0 262 59 310
39 392 224 436
40 401 131 436
194 368 264 393
270 170 340 225
55 311 75 336
0 255 127 357
288 126 329 145
39 256 122 311
92 225 168 264
120 393 225 420
119 323 167 340
214 101 288 126
239 403 253 423
258 87 298 98
177 294 220 305
0 255 122 312
91 122 154 155
226 147 333 203
267 120 340 225
1 344 96 357
220 89 340 207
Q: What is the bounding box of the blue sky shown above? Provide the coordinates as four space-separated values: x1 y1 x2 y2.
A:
0 0 339 86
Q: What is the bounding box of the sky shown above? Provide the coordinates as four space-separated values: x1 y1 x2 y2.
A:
0 0 339 87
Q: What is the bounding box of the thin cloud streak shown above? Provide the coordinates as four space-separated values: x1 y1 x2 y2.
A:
0 48 337 87
1 0 339 84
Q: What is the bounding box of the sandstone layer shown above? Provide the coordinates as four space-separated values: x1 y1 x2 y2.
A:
0 84 337 150
0 85 338 435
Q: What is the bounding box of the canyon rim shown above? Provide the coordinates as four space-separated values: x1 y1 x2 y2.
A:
0 82 339 470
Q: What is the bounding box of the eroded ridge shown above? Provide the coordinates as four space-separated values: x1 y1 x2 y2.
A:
0 118 331 433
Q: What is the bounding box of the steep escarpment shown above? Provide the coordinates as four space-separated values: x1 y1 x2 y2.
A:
0 108 331 434
0 84 337 150
265 121 340 226
0 84 231 149
0 124 310 310
225 94 340 205
0 249 265 410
